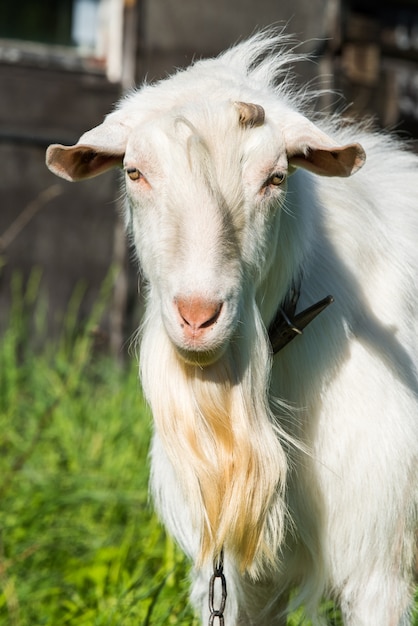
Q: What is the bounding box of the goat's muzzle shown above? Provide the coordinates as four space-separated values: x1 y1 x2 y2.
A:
176 297 222 336
172 296 226 366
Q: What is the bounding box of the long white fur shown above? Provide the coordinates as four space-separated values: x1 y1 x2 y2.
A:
46 30 418 625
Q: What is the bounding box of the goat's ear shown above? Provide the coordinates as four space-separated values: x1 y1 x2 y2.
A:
285 117 366 177
46 119 129 181
46 144 124 182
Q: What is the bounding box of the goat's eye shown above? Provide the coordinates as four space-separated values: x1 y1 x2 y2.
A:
267 172 286 186
126 167 142 181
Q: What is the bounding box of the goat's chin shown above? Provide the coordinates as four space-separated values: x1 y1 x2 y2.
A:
174 344 227 367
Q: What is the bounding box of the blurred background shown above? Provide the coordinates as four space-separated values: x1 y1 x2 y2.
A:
1 0 418 356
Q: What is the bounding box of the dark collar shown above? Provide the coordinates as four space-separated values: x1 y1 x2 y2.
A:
268 280 334 355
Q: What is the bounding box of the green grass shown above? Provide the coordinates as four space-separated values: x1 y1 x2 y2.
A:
0 276 416 625
0 275 197 626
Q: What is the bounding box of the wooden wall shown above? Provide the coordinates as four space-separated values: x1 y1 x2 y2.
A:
0 53 120 340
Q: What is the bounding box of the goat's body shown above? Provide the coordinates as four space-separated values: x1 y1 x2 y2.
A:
150 132 418 624
46 31 418 624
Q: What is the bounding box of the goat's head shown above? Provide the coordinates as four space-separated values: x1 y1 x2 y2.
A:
46 100 365 367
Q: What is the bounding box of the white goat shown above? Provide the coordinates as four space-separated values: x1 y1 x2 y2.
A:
46 31 418 625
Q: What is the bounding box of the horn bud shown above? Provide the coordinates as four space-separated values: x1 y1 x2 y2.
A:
235 101 265 128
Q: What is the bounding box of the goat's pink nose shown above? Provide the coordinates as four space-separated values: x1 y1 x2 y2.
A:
175 297 222 337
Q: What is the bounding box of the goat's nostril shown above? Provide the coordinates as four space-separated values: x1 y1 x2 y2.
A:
175 297 223 331
200 309 221 329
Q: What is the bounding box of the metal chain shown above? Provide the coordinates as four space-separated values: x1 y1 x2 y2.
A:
208 548 227 625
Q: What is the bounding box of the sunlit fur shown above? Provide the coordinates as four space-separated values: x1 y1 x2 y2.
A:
46 28 418 626
138 40 418 621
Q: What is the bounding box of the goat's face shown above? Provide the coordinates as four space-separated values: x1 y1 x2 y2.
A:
46 100 364 367
123 104 289 365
